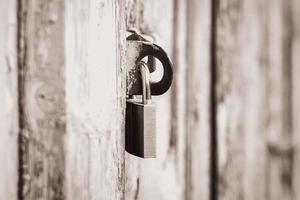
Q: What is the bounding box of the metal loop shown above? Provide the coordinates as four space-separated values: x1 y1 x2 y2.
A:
127 32 173 95
139 61 151 104
137 42 173 95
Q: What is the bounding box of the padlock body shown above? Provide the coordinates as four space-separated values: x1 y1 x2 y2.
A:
126 99 156 158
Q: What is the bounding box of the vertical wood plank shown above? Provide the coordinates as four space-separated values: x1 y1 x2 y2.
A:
125 0 187 199
216 0 269 199
292 0 300 199
266 1 294 200
65 0 126 199
169 0 187 198
0 0 18 199
186 0 212 199
18 0 66 199
216 0 297 199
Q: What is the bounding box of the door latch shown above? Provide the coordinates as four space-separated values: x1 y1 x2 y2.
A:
125 30 173 158
126 30 173 96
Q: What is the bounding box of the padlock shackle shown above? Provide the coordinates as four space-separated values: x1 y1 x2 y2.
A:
139 61 152 104
127 31 173 95
137 42 173 95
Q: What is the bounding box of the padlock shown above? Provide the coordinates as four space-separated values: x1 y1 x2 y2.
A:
126 61 156 158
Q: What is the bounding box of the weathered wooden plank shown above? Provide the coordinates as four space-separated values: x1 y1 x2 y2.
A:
65 0 126 199
0 0 18 199
216 0 299 199
186 0 212 199
168 0 187 198
292 0 300 199
125 0 187 199
265 1 294 200
18 0 66 199
216 0 269 199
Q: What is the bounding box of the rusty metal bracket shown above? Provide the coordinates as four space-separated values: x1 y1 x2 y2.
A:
126 31 173 96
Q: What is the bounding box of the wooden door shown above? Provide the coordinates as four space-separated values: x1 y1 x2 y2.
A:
1 0 300 200
12 0 126 199
124 1 211 199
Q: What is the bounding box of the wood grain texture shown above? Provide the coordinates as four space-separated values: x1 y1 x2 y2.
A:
13 0 300 199
186 0 211 199
18 0 66 199
65 0 126 199
292 0 300 199
216 0 298 200
216 0 269 199
0 0 18 199
265 1 294 200
125 0 186 199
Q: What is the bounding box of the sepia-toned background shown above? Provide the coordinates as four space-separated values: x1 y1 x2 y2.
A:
1 0 300 199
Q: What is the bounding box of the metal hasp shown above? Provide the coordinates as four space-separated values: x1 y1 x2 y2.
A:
125 31 173 159
126 31 173 96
